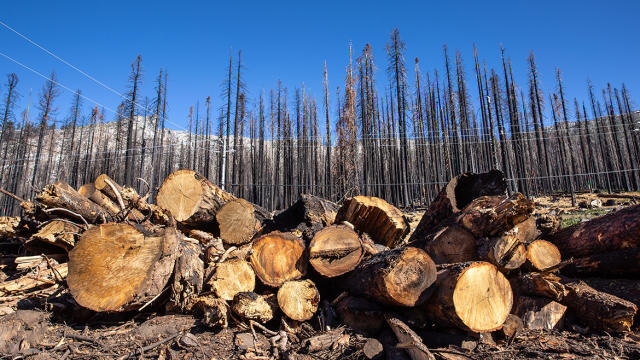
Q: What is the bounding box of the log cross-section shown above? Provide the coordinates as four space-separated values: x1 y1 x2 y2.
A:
249 231 307 287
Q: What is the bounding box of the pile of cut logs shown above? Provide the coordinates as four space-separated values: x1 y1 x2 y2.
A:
1 168 639 359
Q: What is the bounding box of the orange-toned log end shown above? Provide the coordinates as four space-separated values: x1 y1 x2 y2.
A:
341 247 436 307
309 225 363 277
156 169 235 226
277 279 320 321
209 259 256 301
249 231 307 287
216 199 260 245
426 261 513 333
335 196 409 248
67 223 168 312
526 240 561 271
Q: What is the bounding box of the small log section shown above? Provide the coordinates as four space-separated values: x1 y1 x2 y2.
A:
340 247 436 307
514 296 567 330
526 240 561 271
26 220 80 252
409 170 506 244
562 247 640 277
78 183 120 216
457 193 534 238
476 233 527 271
422 224 476 264
156 169 235 226
36 181 107 224
67 223 179 312
209 259 255 301
215 198 269 245
548 204 640 258
272 193 337 240
231 292 278 323
249 231 307 287
424 261 513 332
0 216 20 238
335 195 409 248
386 316 436 360
308 225 363 277
277 279 320 321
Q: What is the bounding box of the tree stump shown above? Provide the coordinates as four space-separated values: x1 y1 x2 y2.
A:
209 259 255 301
309 225 363 277
67 223 180 312
424 261 513 332
340 247 436 307
249 231 307 287
335 196 409 248
277 279 320 321
156 169 235 226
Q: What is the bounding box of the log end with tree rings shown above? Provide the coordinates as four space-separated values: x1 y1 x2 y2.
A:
216 198 260 245
526 240 561 271
249 231 307 287
309 225 363 277
277 279 320 321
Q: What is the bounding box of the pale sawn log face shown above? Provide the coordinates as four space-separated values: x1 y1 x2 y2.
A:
209 259 256 301
309 224 363 277
335 195 409 248
216 198 259 245
277 279 320 321
526 239 562 271
249 231 307 287
67 223 165 312
424 225 476 264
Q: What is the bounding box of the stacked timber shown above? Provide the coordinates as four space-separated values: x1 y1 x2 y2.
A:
1 168 639 360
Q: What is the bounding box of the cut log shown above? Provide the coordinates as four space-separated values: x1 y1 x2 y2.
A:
386 316 436 360
525 240 561 271
562 247 640 277
67 223 180 312
0 216 20 238
0 263 67 296
78 183 120 215
340 247 436 307
277 279 320 321
476 233 527 271
536 214 561 238
216 198 269 245
496 314 523 341
362 338 384 360
513 296 566 330
272 193 337 241
335 196 409 248
548 204 640 258
26 220 80 252
303 328 345 353
424 261 513 332
457 193 534 238
156 169 235 226
510 216 539 244
335 295 386 334
422 224 476 264
94 174 126 206
167 240 205 312
308 225 363 277
36 181 107 224
188 229 216 244
192 295 228 328
249 231 307 287
231 292 278 323
409 170 506 244
209 259 255 301
518 272 637 332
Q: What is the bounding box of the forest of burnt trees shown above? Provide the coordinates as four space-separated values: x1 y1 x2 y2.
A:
0 28 638 215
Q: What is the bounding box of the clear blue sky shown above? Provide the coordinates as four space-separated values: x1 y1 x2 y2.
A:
1 0 638 131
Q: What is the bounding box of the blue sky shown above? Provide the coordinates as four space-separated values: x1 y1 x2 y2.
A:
1 0 638 131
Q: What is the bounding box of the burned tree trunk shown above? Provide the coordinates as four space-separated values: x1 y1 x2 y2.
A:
335 195 409 248
309 224 363 277
457 193 534 238
67 223 180 312
409 170 506 244
340 247 436 307
249 231 307 287
548 204 640 258
424 261 513 332
272 193 337 240
156 169 235 227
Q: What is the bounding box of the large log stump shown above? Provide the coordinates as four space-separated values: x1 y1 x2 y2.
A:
457 193 534 238
215 198 270 245
156 169 235 226
335 196 409 248
277 279 320 321
308 225 363 277
562 247 640 277
409 170 506 244
424 261 513 332
67 223 180 312
548 204 640 258
36 182 107 224
340 247 436 307
249 231 307 287
518 272 637 332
